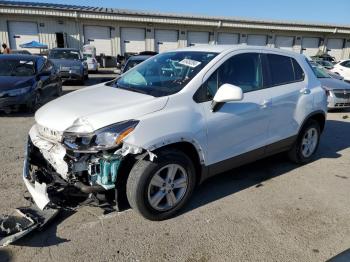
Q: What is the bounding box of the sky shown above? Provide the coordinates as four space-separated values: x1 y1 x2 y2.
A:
14 0 350 26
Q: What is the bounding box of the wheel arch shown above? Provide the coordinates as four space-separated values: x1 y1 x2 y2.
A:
300 111 326 134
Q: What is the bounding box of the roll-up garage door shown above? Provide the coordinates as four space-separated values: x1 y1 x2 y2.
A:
121 28 146 55
275 36 294 51
84 26 112 56
301 37 320 57
8 21 39 53
155 30 178 53
327 38 344 61
187 31 209 46
247 35 267 46
217 33 239 45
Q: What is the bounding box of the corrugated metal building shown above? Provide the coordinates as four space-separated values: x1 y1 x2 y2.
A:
1 0 350 60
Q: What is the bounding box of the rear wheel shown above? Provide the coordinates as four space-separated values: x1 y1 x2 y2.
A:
126 149 196 220
288 119 320 164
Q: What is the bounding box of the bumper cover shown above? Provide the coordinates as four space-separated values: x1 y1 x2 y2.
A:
0 93 32 110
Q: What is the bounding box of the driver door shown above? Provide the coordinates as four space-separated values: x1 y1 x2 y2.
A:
197 52 272 174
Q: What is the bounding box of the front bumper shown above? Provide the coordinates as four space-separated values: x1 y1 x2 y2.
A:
23 125 124 211
328 94 350 109
59 70 83 81
0 92 32 111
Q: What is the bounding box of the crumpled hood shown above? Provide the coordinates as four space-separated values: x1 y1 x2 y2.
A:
50 59 83 68
319 78 350 90
35 84 169 132
0 76 34 92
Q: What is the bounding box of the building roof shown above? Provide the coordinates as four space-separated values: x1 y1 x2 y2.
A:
0 0 350 30
0 0 350 34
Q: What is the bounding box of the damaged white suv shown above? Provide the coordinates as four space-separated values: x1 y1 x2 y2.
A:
24 46 327 220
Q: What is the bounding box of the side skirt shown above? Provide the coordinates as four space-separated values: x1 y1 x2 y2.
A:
200 135 297 183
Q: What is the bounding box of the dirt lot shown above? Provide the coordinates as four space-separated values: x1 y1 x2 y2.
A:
0 73 350 261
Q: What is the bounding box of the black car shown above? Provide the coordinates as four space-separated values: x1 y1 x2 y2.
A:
122 54 155 73
48 48 88 83
0 55 62 113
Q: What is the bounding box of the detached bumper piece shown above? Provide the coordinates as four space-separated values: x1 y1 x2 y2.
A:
0 206 58 247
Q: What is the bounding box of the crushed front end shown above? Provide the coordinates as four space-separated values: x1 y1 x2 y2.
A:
23 120 140 212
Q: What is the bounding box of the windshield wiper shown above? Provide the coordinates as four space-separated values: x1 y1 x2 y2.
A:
115 82 152 96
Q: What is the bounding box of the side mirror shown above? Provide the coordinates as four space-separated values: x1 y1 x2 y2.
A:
211 84 243 112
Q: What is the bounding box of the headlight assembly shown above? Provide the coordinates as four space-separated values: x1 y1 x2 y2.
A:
63 120 139 152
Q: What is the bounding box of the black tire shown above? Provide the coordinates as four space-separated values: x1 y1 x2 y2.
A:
126 149 196 221
28 91 42 113
288 119 321 164
55 82 63 97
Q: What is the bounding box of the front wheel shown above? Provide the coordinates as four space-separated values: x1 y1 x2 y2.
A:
126 149 196 220
288 119 321 164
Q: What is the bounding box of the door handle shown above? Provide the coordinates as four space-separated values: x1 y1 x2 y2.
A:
300 88 311 95
260 99 272 108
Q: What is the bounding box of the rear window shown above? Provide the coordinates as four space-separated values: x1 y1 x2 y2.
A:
266 54 304 86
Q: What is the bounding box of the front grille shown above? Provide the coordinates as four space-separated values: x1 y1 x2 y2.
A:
333 90 350 99
36 124 63 142
335 103 350 107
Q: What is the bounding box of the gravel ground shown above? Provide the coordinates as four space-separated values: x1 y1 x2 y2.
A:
0 74 349 261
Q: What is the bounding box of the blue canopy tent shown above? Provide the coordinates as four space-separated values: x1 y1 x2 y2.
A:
19 41 48 49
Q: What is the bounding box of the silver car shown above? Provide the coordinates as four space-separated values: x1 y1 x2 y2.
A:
311 64 350 109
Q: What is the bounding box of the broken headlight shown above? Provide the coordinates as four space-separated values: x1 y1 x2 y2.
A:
63 120 139 152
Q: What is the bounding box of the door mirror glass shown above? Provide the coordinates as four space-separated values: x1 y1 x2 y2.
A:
211 84 243 112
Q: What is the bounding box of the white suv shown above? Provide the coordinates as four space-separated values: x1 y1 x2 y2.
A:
24 46 327 220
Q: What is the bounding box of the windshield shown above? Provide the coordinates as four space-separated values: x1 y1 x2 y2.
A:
49 50 81 60
115 51 218 97
0 59 35 76
312 65 331 78
83 54 93 59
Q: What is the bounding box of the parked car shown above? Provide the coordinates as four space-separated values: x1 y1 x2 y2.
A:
48 48 88 83
83 53 99 73
10 50 32 55
0 54 62 113
23 46 327 220
311 53 336 64
331 60 350 83
122 55 154 73
310 62 350 109
309 61 344 81
316 60 334 70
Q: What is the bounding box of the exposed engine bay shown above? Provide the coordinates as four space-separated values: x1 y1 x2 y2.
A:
25 123 144 211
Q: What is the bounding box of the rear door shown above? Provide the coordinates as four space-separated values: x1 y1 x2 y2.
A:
262 53 307 146
198 52 271 169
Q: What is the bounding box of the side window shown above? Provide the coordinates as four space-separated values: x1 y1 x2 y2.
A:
266 54 294 86
218 53 262 93
194 53 262 102
291 58 305 81
340 61 350 68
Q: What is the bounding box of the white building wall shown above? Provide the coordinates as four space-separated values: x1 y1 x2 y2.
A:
0 12 349 59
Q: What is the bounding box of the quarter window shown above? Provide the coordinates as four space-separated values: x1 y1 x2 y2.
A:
340 61 350 68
